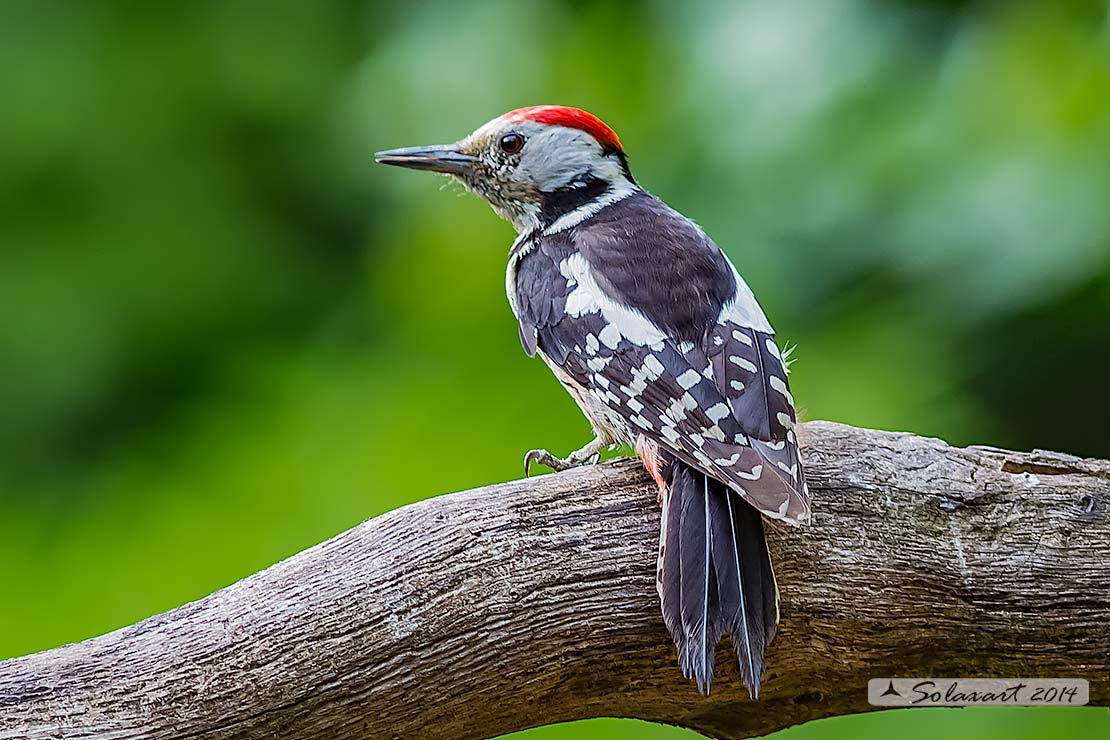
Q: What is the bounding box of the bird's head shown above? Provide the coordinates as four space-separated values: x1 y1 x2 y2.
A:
375 105 635 233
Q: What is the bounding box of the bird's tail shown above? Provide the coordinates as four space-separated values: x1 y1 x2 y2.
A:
657 458 778 698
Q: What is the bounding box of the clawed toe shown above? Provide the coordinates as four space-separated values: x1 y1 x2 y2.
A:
524 437 609 476
523 448 601 475
524 449 560 476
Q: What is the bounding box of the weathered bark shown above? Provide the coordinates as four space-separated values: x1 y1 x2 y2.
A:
0 422 1107 740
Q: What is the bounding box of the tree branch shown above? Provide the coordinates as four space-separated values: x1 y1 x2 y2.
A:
1 422 1107 740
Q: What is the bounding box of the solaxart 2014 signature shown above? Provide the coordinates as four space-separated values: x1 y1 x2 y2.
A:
868 678 1089 707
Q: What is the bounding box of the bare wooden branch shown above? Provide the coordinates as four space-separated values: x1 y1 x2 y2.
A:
1 421 1107 740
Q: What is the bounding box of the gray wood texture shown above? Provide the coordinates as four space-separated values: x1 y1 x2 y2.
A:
1 421 1107 739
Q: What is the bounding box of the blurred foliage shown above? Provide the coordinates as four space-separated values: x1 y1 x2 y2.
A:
1 0 1108 738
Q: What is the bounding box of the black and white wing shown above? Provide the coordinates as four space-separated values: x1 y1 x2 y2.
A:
512 191 809 524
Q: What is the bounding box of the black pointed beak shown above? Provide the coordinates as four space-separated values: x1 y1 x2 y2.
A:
374 145 477 175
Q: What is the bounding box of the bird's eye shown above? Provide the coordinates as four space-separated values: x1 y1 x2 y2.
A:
499 132 524 154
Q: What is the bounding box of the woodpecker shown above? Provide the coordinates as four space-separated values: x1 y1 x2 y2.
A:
376 106 809 698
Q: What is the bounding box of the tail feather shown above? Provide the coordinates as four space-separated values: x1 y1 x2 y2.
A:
657 473 684 649
658 457 779 698
676 464 716 693
710 483 777 697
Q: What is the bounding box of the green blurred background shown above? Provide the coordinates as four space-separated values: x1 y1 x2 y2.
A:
1 0 1107 737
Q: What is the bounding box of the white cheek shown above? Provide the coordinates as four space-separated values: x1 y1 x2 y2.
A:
517 127 617 191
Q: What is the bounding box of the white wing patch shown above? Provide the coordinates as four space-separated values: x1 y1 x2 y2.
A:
598 323 622 349
560 253 668 349
729 355 758 373
706 403 731 422
677 369 703 390
717 257 774 334
768 374 794 406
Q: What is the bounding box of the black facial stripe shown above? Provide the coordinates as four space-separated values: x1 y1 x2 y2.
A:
610 149 636 184
539 174 609 227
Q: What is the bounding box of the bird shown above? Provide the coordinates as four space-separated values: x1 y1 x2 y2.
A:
375 105 810 698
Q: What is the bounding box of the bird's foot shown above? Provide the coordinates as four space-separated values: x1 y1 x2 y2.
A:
523 449 596 474
524 437 606 476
